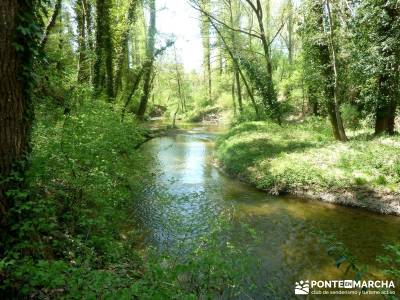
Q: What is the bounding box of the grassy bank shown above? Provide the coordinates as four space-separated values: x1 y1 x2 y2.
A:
1 100 259 299
1 100 150 298
216 119 400 215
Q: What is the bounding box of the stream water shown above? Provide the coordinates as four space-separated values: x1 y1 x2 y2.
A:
138 124 400 299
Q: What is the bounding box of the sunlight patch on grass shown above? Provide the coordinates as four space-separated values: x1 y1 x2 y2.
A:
217 120 400 193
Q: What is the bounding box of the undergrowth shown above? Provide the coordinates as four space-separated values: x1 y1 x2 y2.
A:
216 119 400 194
0 98 260 299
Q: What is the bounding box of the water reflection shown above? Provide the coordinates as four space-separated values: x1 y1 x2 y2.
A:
138 124 400 299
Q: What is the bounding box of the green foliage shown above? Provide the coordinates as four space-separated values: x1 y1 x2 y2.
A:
317 231 368 281
1 90 260 299
350 0 400 120
217 119 400 194
240 58 281 123
377 244 400 281
1 97 149 298
340 103 361 130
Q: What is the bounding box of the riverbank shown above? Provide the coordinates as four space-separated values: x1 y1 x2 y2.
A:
215 120 400 215
1 101 152 298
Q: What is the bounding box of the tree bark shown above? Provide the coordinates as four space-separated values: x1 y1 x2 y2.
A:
310 1 345 141
103 0 114 99
0 0 35 226
93 0 105 93
326 0 347 141
374 3 399 135
137 0 156 118
114 0 138 97
94 0 113 99
245 0 281 123
375 74 398 135
76 0 88 82
228 0 243 113
83 0 94 82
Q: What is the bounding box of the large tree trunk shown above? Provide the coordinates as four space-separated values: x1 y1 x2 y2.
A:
375 76 397 135
0 0 34 227
374 3 399 135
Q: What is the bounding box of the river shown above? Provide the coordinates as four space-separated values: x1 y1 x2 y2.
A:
137 123 400 299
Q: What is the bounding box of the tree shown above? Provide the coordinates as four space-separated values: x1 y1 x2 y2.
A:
354 0 400 135
137 0 156 118
0 0 39 229
286 0 294 65
93 0 113 99
228 0 243 113
76 0 88 82
301 0 347 141
39 0 62 50
200 0 212 104
173 46 187 112
114 0 139 97
325 0 347 141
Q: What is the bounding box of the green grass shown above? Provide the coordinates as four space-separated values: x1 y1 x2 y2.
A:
1 100 150 298
216 119 400 194
1 100 261 299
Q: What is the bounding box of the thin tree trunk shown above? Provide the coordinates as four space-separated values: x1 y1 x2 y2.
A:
104 0 113 100
287 0 293 65
83 0 94 82
200 0 212 104
114 0 138 98
245 0 281 123
232 75 237 117
326 0 347 141
39 0 62 50
228 0 243 113
209 18 260 119
94 0 104 93
234 67 243 112
173 47 186 113
76 0 87 82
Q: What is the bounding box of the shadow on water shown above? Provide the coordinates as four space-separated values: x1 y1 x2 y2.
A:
136 124 400 299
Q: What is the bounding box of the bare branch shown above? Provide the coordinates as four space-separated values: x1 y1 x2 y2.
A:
188 0 262 39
